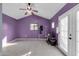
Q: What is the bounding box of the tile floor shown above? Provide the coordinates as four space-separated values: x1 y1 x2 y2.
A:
1 38 64 56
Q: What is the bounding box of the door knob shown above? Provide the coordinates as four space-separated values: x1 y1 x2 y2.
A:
69 34 72 40
69 37 72 40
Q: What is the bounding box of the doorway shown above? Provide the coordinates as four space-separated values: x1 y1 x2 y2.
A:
57 9 77 56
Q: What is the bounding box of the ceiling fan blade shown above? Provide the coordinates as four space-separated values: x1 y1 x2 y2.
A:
19 8 26 10
31 12 34 15
25 12 28 15
33 10 38 13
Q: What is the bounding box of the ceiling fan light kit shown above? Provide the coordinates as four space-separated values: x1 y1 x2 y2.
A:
19 3 38 15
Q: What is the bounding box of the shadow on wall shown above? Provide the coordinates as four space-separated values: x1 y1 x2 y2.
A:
3 14 17 42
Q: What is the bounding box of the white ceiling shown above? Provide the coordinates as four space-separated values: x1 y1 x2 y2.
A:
2 3 66 19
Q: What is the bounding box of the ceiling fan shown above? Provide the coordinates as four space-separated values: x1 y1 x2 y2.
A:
19 3 38 15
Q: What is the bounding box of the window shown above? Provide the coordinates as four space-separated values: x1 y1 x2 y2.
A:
51 22 55 28
30 24 38 30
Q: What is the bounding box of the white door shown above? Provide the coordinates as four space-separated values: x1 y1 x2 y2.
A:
58 16 68 55
58 11 77 56
76 11 79 56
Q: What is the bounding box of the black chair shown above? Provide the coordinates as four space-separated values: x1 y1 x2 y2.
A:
46 34 57 46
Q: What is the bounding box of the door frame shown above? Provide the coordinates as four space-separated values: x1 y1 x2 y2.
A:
57 4 79 56
75 4 79 56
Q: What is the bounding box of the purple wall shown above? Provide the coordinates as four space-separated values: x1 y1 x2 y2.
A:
3 14 50 42
16 15 50 39
50 3 78 40
3 14 17 42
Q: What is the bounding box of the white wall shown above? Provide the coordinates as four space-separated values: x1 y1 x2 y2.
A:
0 4 3 55
2 3 65 19
77 11 79 56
